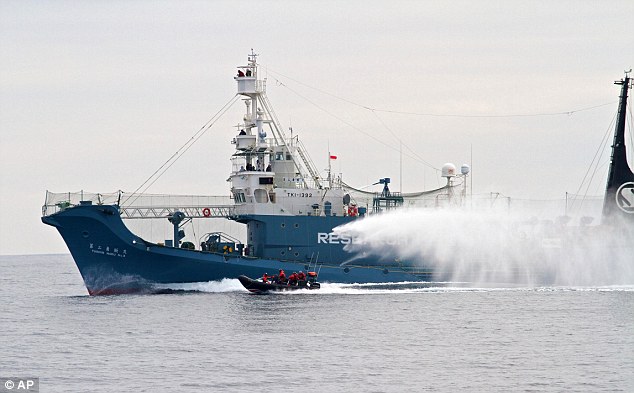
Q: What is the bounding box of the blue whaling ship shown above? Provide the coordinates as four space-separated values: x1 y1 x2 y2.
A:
42 53 633 295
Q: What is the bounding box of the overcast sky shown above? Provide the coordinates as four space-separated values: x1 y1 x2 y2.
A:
1 1 633 255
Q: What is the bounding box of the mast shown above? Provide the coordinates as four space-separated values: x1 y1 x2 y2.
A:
602 73 634 222
235 50 321 189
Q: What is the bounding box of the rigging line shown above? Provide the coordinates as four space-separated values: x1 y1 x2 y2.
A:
627 96 634 162
266 67 372 110
575 93 633 211
569 112 616 209
123 94 239 206
132 95 240 201
571 113 616 213
570 117 614 213
373 102 619 118
370 110 439 170
272 77 438 170
589 161 611 197
265 67 617 118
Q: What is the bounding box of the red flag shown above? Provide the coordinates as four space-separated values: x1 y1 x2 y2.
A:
329 155 337 160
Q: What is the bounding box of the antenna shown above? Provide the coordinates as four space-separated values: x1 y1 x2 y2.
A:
399 140 402 194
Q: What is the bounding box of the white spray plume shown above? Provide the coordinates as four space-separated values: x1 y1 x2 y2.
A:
334 208 634 287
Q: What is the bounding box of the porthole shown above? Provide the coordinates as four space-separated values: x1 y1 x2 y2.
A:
294 252 299 257
294 223 299 228
281 251 286 256
383 268 389 275
281 223 286 228
344 267 350 274
81 230 89 238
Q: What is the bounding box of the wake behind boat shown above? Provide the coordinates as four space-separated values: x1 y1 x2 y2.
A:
41 51 634 295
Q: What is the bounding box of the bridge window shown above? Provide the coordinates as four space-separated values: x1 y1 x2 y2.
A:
234 192 246 203
259 177 274 185
254 189 268 203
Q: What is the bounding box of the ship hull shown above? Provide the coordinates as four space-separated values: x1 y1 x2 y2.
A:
42 204 433 295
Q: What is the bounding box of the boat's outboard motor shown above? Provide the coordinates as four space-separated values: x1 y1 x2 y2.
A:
307 271 320 289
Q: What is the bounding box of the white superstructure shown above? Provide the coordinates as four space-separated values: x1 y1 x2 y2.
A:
228 51 347 217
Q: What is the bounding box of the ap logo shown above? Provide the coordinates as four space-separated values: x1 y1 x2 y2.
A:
616 182 634 213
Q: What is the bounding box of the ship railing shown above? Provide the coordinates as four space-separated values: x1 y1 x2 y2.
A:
42 190 122 216
42 190 235 218
120 205 235 219
292 177 321 190
295 140 323 188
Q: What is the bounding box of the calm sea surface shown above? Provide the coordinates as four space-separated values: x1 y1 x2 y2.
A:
1 254 632 392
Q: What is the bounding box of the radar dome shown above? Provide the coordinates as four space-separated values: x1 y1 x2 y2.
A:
461 164 470 175
441 163 457 178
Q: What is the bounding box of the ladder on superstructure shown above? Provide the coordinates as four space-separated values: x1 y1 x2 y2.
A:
259 92 323 189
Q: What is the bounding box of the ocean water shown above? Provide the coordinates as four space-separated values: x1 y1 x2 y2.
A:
1 254 632 392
